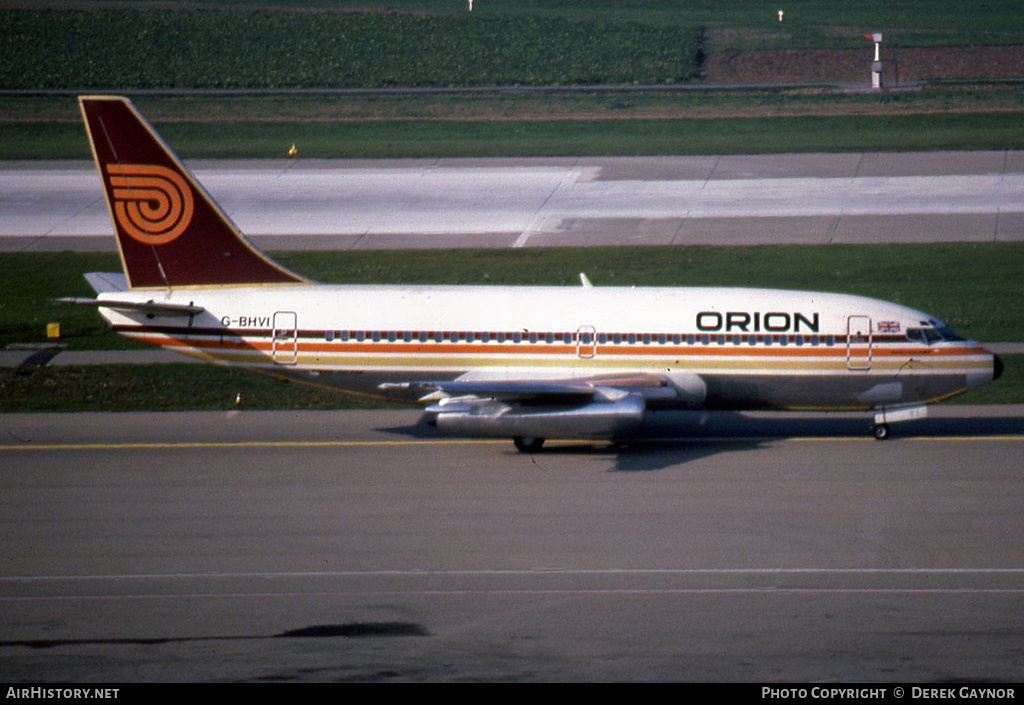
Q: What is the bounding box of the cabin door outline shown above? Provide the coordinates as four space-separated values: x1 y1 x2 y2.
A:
846 315 872 370
272 311 299 365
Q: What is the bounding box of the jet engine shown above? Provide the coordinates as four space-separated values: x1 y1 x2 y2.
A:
430 393 646 442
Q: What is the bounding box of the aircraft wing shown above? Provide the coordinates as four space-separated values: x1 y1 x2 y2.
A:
385 372 675 406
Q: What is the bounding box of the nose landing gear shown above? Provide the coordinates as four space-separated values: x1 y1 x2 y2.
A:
872 404 926 441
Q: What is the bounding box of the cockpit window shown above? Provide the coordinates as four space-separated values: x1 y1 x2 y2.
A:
906 326 962 345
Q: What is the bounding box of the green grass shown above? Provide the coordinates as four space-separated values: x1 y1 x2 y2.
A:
167 0 1024 48
5 111 1024 160
0 9 700 90
0 364 400 413
4 2 1022 96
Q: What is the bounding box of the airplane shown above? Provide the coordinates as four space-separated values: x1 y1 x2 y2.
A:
64 95 1003 451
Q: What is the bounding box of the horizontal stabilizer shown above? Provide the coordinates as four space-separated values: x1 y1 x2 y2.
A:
57 297 204 316
84 272 128 294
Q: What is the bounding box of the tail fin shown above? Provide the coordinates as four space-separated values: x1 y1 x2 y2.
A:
79 96 306 290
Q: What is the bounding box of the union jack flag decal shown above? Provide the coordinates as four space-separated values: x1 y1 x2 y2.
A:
877 320 901 333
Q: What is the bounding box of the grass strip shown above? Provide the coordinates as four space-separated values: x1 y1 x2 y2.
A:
0 364 397 413
4 111 1024 160
0 9 700 90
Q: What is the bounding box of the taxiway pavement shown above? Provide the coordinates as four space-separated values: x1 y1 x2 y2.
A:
3 151 1024 251
2 407 1023 681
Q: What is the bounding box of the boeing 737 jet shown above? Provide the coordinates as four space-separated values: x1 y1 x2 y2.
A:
65 96 1003 451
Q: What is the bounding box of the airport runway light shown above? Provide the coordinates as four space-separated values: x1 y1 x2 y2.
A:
778 10 784 22
288 143 298 157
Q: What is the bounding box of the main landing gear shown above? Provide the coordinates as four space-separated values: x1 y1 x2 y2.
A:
872 423 892 441
513 436 545 453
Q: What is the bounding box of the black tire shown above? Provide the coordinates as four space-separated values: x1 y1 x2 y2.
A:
872 423 891 441
513 436 545 453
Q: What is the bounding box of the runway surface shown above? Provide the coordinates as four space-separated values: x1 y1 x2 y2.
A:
2 407 1024 682
3 151 1024 251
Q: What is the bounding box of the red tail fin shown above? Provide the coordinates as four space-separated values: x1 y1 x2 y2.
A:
79 96 306 290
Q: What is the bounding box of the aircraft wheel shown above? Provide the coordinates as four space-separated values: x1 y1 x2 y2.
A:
872 423 891 441
513 436 545 453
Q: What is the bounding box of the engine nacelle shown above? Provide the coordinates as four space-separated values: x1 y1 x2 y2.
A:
432 394 646 440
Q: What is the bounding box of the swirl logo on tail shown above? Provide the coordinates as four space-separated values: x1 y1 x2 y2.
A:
105 164 194 245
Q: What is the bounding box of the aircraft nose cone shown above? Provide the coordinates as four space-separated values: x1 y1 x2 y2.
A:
994 354 1005 381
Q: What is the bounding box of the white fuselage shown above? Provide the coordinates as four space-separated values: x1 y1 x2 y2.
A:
98 284 997 411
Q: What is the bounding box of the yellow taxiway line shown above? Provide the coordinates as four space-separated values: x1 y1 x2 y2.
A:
2 436 1024 451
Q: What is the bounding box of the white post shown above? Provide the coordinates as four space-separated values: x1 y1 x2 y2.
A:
869 32 883 89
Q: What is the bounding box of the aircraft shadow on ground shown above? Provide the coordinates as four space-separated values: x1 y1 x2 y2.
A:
533 438 767 473
381 409 1024 471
